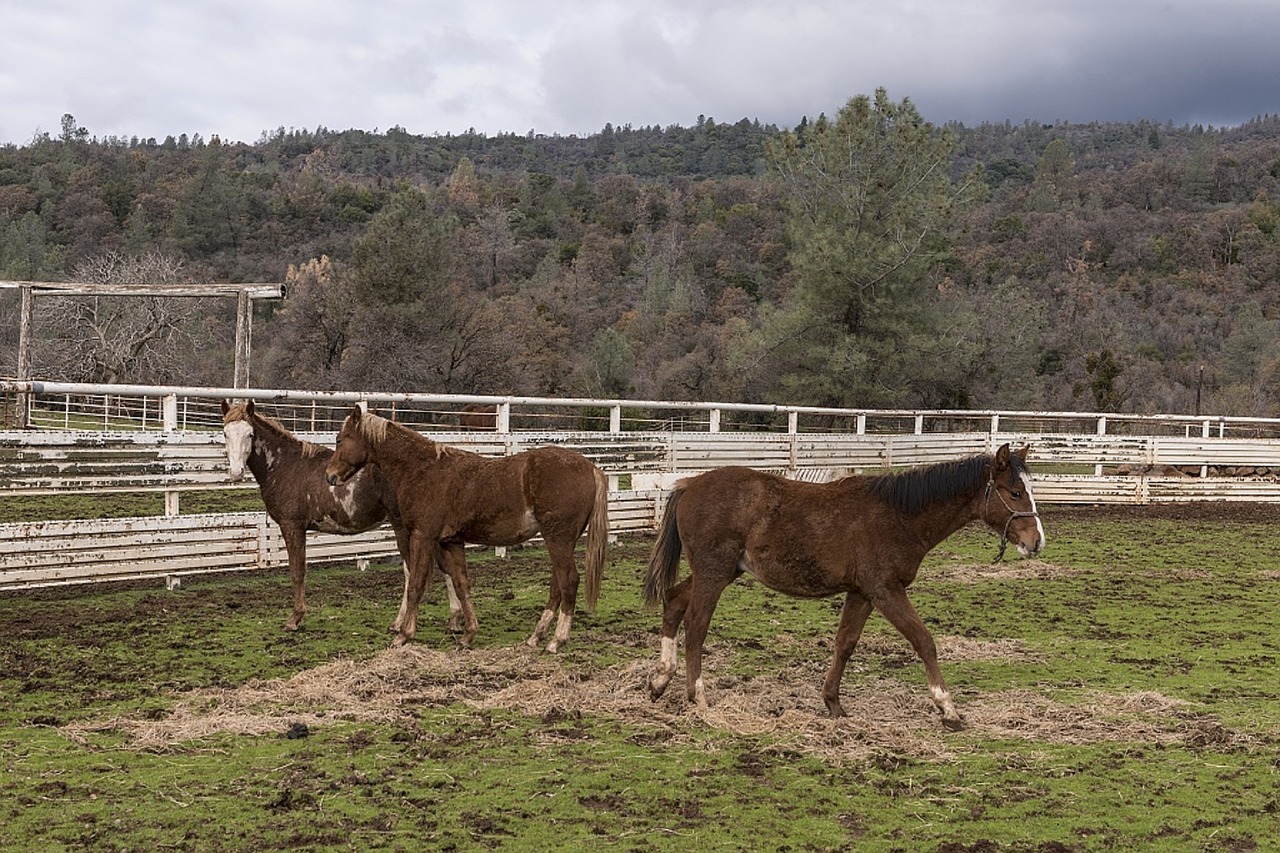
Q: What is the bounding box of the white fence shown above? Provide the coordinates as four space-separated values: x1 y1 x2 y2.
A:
5 381 1280 590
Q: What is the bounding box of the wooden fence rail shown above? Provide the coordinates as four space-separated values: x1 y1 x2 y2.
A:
5 381 1280 590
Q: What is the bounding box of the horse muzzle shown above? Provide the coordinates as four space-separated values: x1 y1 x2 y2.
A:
1014 535 1045 558
992 511 1044 562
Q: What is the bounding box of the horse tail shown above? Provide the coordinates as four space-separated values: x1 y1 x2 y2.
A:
642 484 685 608
584 465 609 611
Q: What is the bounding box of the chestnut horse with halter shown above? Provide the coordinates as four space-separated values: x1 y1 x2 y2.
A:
324 406 610 651
643 444 1044 730
222 400 461 633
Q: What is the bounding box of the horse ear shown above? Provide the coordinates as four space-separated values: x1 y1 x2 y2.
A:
993 443 1012 471
1015 444 1031 462
220 400 229 415
350 404 364 421
245 400 255 416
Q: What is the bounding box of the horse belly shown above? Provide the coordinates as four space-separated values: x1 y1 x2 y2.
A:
313 516 369 535
310 483 384 535
740 551 845 598
457 508 540 547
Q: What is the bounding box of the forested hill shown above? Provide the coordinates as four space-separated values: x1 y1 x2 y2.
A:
2 103 1279 417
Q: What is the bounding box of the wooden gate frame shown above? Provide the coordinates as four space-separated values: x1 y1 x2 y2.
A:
2 280 283 426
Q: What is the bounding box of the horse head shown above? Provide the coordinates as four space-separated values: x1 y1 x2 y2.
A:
981 444 1045 560
325 405 373 486
221 399 255 483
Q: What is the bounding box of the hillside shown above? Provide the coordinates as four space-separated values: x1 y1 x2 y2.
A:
2 109 1279 415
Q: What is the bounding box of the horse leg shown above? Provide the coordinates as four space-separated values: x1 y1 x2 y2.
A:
873 584 964 731
390 526 411 633
281 525 308 632
822 591 874 717
681 573 733 708
649 576 692 701
442 573 463 634
390 531 458 633
440 542 478 647
539 538 580 653
526 565 560 651
391 531 434 647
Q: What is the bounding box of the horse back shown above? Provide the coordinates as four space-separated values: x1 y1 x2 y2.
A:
675 466 847 531
674 466 890 594
397 444 600 543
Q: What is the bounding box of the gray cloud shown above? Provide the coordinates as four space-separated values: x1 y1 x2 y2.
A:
1 0 1276 146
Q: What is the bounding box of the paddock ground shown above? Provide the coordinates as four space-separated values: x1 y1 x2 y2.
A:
3 503 1278 851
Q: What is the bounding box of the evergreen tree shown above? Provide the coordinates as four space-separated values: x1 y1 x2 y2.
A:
760 89 982 407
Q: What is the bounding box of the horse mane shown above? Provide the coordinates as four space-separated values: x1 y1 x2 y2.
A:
228 403 326 458
356 411 456 459
867 452 1025 516
356 410 393 444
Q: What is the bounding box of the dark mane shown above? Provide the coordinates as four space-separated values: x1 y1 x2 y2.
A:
867 452 1022 516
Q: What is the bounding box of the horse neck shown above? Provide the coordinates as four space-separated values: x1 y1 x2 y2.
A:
366 422 443 478
246 417 306 479
892 484 987 555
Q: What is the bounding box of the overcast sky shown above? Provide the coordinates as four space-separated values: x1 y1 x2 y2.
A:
3 0 1278 147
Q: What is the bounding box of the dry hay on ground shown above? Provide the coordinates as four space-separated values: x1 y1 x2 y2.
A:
936 558 1217 583
928 558 1075 583
61 635 1251 764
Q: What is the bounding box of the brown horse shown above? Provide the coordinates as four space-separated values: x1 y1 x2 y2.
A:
457 403 498 431
324 406 610 651
222 400 461 633
642 444 1044 730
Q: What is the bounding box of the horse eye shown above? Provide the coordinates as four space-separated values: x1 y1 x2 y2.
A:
1011 490 1023 499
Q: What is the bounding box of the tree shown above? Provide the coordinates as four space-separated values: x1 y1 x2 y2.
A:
759 89 982 407
463 202 518 290
1030 138 1077 211
1 211 65 280
444 156 482 218
1083 348 1127 412
264 255 359 388
338 188 502 393
35 251 204 384
59 113 89 144
580 326 635 397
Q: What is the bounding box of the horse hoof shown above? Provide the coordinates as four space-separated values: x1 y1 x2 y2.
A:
648 675 671 701
942 716 965 732
545 641 560 654
389 634 410 648
825 702 846 718
283 621 300 632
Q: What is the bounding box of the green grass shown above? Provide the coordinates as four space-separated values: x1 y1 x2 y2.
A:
2 507 1278 851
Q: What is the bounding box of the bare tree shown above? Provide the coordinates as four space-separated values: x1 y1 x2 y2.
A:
36 252 201 384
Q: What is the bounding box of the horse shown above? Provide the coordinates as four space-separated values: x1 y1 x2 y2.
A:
323 406 610 651
457 403 498 431
221 400 462 633
642 444 1044 731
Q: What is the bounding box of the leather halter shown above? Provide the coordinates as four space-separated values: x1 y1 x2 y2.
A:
985 477 1040 563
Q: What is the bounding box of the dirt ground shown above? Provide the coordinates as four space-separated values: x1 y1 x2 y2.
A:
18 501 1268 765
1042 501 1280 523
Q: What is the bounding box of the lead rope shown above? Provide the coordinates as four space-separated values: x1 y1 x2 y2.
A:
985 479 1040 563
